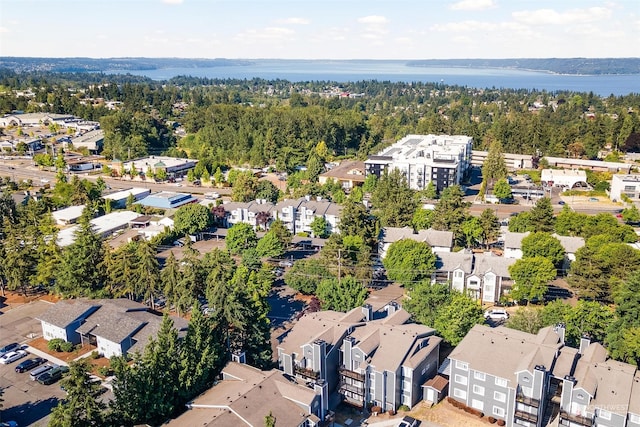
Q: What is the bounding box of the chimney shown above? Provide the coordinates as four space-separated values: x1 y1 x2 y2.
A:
316 196 322 202
555 323 566 345
231 350 246 364
362 304 373 321
386 301 399 316
579 335 591 355
314 379 329 420
305 195 311 201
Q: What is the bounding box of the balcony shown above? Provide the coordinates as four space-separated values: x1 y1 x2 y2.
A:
516 394 541 408
339 366 366 382
514 410 538 424
559 410 593 427
339 381 365 396
294 366 320 381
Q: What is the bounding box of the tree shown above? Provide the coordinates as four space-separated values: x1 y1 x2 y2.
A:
134 241 160 310
412 208 433 231
309 216 329 238
423 181 437 199
370 168 416 227
226 223 258 255
255 230 285 259
404 282 452 327
255 180 279 204
338 200 378 248
461 216 483 248
478 208 500 248
506 307 544 334
554 205 584 236
482 140 508 190
284 259 332 294
231 171 257 202
521 232 565 269
508 211 531 233
49 359 106 427
434 291 484 345
362 173 377 194
541 300 614 347
493 178 512 200
268 219 292 247
316 275 368 312
606 271 640 365
265 411 276 427
431 185 470 244
161 252 182 315
306 151 324 182
508 257 556 303
528 197 555 232
174 203 213 236
621 204 640 224
383 239 436 289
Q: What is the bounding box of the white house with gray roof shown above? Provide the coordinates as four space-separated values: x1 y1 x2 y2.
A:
38 299 188 358
504 232 530 259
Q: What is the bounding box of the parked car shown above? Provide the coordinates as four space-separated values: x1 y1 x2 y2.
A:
0 421 18 427
15 357 46 373
0 350 28 364
30 363 55 380
588 197 599 202
484 309 510 321
0 342 19 358
37 365 69 385
558 200 565 205
278 259 293 268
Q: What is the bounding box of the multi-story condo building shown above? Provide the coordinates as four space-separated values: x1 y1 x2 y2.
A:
277 304 441 413
365 134 473 192
448 324 640 427
610 174 640 202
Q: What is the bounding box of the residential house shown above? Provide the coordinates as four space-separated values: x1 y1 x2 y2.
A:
166 361 327 427
432 251 474 291
277 305 441 413
273 199 303 233
37 299 188 358
246 199 276 230
318 160 366 190
448 324 640 427
552 234 585 272
379 227 454 259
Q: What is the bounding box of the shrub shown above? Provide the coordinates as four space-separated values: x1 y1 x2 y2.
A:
371 406 382 414
488 417 497 424
98 366 114 377
398 405 410 412
91 351 100 359
60 341 74 352
497 420 506 426
47 338 68 352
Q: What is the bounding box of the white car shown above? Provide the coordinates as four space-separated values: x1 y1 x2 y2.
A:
0 349 28 364
484 309 509 321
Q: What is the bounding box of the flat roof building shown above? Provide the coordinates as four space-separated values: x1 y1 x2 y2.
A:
103 187 151 209
541 168 588 189
52 204 86 225
57 210 140 246
135 191 198 209
610 174 640 202
119 156 197 177
365 134 473 192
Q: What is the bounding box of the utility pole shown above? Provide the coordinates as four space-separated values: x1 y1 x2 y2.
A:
337 249 342 286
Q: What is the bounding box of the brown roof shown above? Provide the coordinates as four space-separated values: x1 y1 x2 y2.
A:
589 360 636 415
424 374 449 392
166 362 318 427
629 372 640 415
319 160 366 182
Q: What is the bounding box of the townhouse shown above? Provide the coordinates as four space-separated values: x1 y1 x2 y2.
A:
448 324 640 427
379 227 454 259
277 304 441 413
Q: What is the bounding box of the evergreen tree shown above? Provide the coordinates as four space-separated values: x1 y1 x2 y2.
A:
49 359 106 427
431 185 470 245
528 197 555 232
482 140 508 190
370 168 416 227
134 241 160 309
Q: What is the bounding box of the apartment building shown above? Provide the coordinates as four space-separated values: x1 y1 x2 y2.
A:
448 324 640 427
364 134 473 192
277 304 441 413
379 227 454 259
610 174 640 202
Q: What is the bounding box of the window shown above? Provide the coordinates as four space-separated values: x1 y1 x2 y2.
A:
599 409 611 420
454 374 468 386
455 270 464 278
495 377 508 387
471 399 484 411
630 414 640 424
472 385 485 395
624 185 636 191
455 360 469 371
494 391 506 403
493 406 505 417
474 372 486 381
453 388 467 400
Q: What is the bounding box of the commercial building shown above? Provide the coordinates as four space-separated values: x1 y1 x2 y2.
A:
365 134 473 192
52 204 86 225
447 324 640 427
56 210 140 246
540 169 588 189
103 187 151 209
610 174 640 202
119 156 198 178
135 191 198 209
277 304 441 413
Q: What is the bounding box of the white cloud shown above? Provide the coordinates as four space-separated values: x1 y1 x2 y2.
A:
0 27 9 33
512 7 611 25
235 27 295 43
162 0 184 4
276 17 310 25
357 15 388 24
431 20 530 34
450 0 496 11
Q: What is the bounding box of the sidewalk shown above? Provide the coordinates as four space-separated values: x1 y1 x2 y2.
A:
25 345 69 367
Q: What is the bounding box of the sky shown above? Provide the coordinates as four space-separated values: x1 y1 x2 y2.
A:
1 0 639 59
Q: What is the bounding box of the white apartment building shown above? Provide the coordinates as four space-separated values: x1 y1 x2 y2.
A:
365 134 473 192
610 174 640 202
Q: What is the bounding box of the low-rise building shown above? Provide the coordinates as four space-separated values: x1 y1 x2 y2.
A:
166 361 328 427
277 305 441 413
540 169 588 189
135 191 198 209
448 324 640 427
610 174 640 202
504 232 530 259
52 204 86 225
56 210 140 246
379 227 454 258
318 160 366 190
37 299 188 358
103 188 151 209
119 156 198 178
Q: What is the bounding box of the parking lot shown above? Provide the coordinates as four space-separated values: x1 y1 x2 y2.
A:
0 299 65 426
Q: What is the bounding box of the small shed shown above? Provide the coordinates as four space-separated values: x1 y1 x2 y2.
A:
422 375 448 405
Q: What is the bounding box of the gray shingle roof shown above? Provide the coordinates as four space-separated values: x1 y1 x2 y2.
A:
552 233 585 254
504 231 530 250
37 300 100 328
435 251 474 274
471 252 517 278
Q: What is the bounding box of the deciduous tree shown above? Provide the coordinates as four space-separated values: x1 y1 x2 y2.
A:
383 239 436 289
508 256 556 303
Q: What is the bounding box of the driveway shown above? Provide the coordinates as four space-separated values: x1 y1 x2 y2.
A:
0 299 64 426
